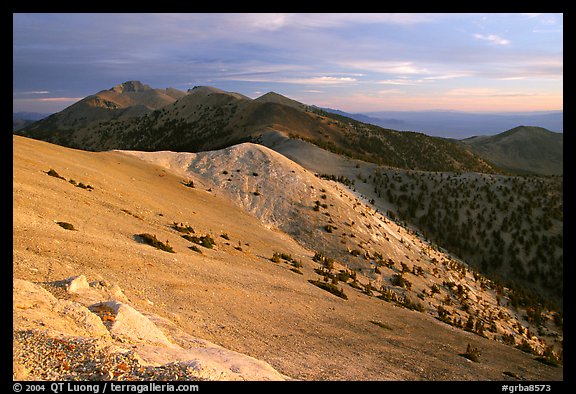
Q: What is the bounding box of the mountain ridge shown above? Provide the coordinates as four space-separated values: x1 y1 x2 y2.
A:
17 81 498 174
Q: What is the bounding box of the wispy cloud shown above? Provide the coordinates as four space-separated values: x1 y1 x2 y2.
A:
230 13 441 31
20 90 50 95
445 88 531 97
339 60 430 76
377 79 425 86
424 73 472 80
14 97 84 102
473 33 510 46
521 13 542 18
219 71 359 86
377 89 405 95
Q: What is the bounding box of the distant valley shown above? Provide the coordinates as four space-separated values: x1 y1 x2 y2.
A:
325 108 563 139
13 111 50 131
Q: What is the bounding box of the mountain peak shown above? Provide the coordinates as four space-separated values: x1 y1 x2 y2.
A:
111 81 152 93
505 125 555 136
254 91 305 109
186 86 252 101
187 86 227 94
462 125 562 175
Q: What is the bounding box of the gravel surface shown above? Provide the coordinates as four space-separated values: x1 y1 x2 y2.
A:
14 329 205 381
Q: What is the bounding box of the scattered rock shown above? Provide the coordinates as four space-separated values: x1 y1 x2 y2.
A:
13 277 290 381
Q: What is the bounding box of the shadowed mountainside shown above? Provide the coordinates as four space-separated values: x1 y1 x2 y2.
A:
461 126 563 175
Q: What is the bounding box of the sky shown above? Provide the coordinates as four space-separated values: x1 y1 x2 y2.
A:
13 13 563 114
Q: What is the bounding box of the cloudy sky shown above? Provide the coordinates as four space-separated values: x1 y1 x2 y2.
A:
13 13 563 114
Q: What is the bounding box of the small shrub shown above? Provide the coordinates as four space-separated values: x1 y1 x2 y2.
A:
56 221 75 231
279 252 293 261
201 235 214 248
464 316 475 332
337 270 350 282
377 288 396 302
220 233 230 240
460 344 481 363
391 273 412 290
46 169 65 180
348 280 363 290
312 252 323 262
136 233 175 253
172 222 195 234
292 260 303 268
271 252 281 263
501 333 515 346
76 182 94 190
290 267 303 275
308 279 348 300
363 282 374 296
183 180 195 188
314 267 334 280
181 234 215 249
401 296 425 312
516 340 536 355
437 305 451 323
534 346 562 367
323 257 334 271
189 245 202 254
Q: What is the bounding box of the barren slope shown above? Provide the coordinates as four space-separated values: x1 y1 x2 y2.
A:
13 136 562 381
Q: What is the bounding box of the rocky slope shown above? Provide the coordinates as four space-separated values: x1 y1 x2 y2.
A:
13 135 563 381
244 130 564 310
13 275 289 381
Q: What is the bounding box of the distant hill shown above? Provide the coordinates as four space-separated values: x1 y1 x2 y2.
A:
353 110 563 139
16 81 497 174
461 126 563 175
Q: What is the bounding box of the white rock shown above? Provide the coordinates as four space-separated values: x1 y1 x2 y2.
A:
96 300 174 347
67 275 90 293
